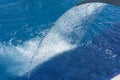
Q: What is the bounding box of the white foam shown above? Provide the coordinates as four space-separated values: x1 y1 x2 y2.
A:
0 37 42 75
25 3 106 76
0 3 106 76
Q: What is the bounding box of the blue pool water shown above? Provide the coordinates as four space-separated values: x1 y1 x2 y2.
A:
0 0 120 80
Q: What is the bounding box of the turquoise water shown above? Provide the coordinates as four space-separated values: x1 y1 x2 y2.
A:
0 0 120 80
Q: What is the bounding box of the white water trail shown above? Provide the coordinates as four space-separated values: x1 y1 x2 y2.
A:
0 3 106 76
26 3 107 76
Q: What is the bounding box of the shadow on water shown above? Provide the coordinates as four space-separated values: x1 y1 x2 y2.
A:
30 50 120 80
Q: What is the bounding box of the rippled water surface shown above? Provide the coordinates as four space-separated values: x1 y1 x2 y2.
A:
0 0 120 80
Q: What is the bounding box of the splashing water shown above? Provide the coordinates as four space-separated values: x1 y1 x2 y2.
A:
27 3 106 76
0 3 106 77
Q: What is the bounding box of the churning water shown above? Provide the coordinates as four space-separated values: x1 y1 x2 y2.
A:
0 0 120 80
